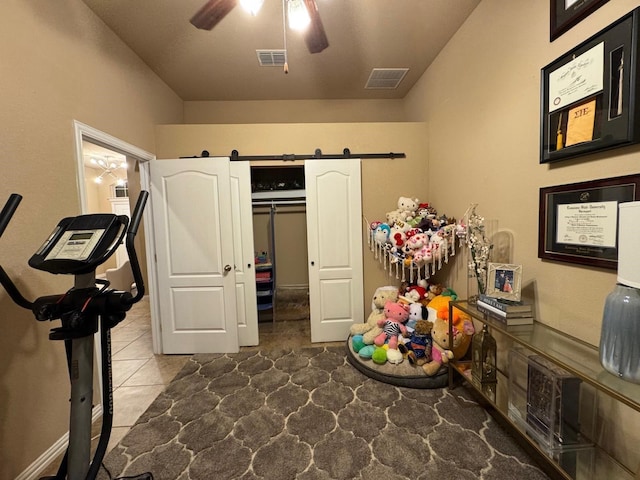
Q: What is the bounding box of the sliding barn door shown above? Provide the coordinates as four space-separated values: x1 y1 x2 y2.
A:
150 158 239 353
229 161 259 346
305 159 364 342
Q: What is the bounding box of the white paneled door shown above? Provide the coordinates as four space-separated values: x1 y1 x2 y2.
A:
229 161 259 346
150 158 239 353
305 159 363 342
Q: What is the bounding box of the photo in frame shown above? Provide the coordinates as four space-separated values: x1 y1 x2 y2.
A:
538 174 640 269
486 263 522 302
550 0 610 41
541 7 640 163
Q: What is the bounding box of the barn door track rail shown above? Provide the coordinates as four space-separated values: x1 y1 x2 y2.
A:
182 148 406 161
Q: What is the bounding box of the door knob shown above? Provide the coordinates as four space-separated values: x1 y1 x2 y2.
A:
224 265 232 272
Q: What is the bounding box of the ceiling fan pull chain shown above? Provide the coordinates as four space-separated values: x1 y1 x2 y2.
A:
282 0 289 74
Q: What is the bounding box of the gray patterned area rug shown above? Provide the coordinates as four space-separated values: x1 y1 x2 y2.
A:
99 346 550 480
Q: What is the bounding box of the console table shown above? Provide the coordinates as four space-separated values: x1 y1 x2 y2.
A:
448 300 639 480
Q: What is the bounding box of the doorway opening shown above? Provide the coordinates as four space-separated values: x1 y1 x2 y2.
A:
73 120 156 351
250 164 309 327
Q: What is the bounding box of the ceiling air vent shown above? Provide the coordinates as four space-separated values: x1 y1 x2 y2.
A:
256 50 287 67
365 68 409 89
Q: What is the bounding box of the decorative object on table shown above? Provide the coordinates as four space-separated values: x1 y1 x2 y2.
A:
600 201 640 384
526 355 582 448
476 295 534 326
478 294 531 314
550 0 610 41
464 204 493 303
541 7 640 163
538 174 640 269
485 263 522 301
471 324 497 386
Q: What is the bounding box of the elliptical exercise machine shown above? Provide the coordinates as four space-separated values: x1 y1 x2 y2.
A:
0 191 152 480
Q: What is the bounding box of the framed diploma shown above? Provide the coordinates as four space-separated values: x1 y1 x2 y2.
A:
550 0 610 42
538 174 640 269
541 7 640 163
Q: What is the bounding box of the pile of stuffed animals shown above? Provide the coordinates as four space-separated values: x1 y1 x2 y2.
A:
369 196 466 272
350 281 475 377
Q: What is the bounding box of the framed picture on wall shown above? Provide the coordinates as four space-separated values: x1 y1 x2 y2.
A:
541 7 640 163
550 0 610 41
538 174 640 269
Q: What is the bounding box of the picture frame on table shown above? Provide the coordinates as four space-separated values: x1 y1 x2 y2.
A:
538 174 640 269
486 263 522 302
550 0 610 41
541 7 640 163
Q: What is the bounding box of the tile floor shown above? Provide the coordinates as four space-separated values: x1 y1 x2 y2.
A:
40 296 341 476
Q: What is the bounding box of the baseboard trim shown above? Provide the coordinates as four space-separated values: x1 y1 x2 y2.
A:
15 404 103 480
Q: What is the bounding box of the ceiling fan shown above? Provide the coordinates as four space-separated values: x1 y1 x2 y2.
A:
190 0 329 54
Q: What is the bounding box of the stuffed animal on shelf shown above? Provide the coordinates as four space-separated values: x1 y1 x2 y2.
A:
373 223 391 245
350 286 399 345
399 319 434 366
386 197 419 225
422 303 475 376
374 301 410 350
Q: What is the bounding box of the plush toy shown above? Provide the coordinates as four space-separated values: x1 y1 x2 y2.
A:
386 197 419 225
422 304 475 376
397 196 419 221
350 286 399 345
374 301 409 349
373 223 391 245
406 301 428 329
399 319 433 366
425 291 457 322
372 347 388 365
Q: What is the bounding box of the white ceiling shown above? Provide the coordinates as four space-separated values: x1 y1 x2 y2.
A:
82 141 127 176
81 0 481 101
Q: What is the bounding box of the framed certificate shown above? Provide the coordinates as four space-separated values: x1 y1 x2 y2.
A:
538 174 640 269
541 8 640 163
550 0 610 41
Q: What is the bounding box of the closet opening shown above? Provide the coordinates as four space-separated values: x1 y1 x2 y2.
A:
251 165 309 327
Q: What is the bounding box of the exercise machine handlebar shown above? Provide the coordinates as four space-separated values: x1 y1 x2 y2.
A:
0 193 34 310
123 190 148 305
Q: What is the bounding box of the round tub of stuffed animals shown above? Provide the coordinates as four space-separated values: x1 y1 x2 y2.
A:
345 288 475 389
345 335 449 388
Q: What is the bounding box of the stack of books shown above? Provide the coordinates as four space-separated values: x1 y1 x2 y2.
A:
477 294 534 325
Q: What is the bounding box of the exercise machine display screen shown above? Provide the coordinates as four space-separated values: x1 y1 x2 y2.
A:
29 213 128 275
43 229 106 261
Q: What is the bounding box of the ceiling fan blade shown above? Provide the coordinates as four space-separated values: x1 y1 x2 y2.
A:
303 0 329 54
190 0 238 30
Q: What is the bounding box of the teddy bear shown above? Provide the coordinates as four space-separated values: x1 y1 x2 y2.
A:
422 303 475 376
374 301 409 350
398 319 433 366
350 286 399 345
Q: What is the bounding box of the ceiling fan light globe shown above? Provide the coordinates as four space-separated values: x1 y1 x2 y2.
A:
287 0 310 31
240 0 264 16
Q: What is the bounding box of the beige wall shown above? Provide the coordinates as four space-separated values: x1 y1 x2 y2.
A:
0 1 183 477
403 0 640 474
185 99 407 124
